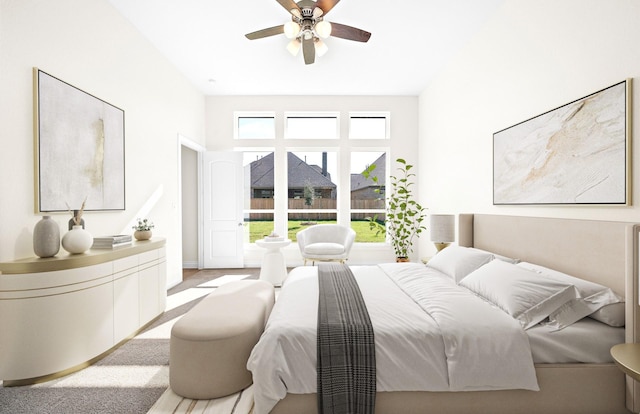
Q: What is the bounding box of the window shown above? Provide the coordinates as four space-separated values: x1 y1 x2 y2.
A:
242 151 274 243
350 151 386 243
349 112 389 139
285 112 339 139
235 111 390 245
287 151 337 241
235 113 275 139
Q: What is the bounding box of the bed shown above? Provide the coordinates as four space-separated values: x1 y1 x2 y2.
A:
247 214 640 414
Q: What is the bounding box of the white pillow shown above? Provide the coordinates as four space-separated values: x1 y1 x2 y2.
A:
589 303 625 327
460 260 578 330
426 245 494 283
516 262 624 328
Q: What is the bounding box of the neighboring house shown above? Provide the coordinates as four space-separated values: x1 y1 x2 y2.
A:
249 152 337 200
351 153 386 201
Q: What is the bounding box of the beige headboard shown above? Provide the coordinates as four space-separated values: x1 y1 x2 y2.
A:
458 214 634 295
458 213 640 411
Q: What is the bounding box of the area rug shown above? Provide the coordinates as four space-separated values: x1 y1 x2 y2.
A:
0 273 255 414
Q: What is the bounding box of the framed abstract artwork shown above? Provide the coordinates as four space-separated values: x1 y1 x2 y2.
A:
493 80 631 205
34 68 125 212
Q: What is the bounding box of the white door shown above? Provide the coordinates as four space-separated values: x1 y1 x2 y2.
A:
203 152 244 268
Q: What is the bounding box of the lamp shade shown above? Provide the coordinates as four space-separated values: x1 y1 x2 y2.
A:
430 214 455 243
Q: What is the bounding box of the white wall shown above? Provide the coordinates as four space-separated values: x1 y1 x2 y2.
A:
205 95 420 264
419 0 640 256
0 0 206 287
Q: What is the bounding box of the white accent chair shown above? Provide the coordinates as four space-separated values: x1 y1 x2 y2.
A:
296 224 356 265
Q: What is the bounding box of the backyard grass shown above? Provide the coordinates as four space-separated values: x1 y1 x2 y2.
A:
248 220 385 243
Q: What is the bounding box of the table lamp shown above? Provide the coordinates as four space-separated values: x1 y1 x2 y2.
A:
430 214 455 252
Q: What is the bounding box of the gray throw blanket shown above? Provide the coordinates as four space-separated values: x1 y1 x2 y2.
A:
317 263 376 414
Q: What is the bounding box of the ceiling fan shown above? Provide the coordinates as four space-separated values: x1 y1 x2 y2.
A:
245 0 371 65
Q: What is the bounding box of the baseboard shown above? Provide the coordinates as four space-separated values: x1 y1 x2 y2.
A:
182 261 198 269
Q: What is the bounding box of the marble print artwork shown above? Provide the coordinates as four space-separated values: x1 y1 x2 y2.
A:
493 81 627 204
37 70 125 212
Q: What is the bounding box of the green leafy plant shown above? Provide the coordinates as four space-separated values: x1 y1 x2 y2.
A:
362 158 427 259
132 218 154 231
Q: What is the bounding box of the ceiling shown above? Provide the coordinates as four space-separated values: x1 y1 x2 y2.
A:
107 0 504 96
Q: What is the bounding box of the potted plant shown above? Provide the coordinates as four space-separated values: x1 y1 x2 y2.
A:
362 158 427 261
133 218 154 241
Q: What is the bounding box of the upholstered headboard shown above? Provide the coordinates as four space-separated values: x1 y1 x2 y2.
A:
458 214 634 295
458 213 640 412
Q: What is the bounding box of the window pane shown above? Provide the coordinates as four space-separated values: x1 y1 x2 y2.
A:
287 151 337 209
349 116 387 139
286 117 338 139
350 213 386 243
243 151 275 243
237 117 275 139
288 214 337 242
350 151 386 243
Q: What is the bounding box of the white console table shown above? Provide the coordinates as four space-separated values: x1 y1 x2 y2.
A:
0 239 166 385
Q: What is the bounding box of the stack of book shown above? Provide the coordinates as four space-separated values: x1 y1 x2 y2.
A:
92 234 133 249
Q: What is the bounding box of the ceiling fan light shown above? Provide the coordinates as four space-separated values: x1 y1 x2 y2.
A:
312 7 324 19
286 39 301 56
315 39 328 57
283 21 301 39
315 20 332 38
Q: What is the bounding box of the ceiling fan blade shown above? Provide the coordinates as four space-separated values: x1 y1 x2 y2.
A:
329 22 371 42
275 0 301 16
315 0 340 15
245 25 285 40
302 36 315 65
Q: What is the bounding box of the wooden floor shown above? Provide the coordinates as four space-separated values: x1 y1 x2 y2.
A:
181 268 261 281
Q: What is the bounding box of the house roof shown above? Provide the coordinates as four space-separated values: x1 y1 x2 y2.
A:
250 152 336 189
351 153 386 192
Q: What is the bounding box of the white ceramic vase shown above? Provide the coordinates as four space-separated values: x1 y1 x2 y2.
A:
62 225 93 254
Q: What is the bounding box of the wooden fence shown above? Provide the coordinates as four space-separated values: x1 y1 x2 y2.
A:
248 199 385 221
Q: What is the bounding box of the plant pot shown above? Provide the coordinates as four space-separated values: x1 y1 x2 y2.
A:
134 230 152 241
62 225 92 254
396 257 410 263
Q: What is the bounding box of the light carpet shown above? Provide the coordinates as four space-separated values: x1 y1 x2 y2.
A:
0 273 257 414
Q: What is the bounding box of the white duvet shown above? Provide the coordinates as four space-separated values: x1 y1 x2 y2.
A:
247 263 539 414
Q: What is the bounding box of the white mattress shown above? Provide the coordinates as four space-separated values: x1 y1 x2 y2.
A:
527 317 623 363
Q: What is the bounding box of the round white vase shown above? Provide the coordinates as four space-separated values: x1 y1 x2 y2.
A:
62 225 93 254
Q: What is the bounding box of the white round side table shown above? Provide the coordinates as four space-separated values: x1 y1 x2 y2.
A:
255 239 291 286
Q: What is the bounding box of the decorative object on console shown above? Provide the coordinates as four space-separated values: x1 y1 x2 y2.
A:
34 68 125 213
61 198 91 254
265 230 284 242
92 234 132 249
430 214 455 252
362 158 427 261
133 218 154 241
493 79 630 205
67 210 85 230
33 215 60 258
61 226 93 254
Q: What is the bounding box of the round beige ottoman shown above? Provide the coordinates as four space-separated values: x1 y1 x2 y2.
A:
169 280 275 400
